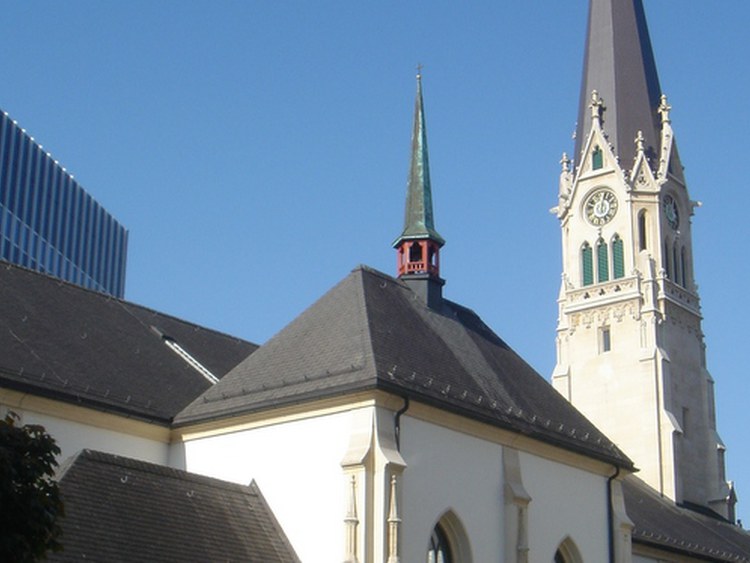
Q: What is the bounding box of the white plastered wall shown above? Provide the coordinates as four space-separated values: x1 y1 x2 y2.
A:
1 401 170 467
180 401 616 563
182 410 352 563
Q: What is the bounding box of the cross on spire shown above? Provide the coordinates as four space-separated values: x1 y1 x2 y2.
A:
658 94 672 125
589 90 605 123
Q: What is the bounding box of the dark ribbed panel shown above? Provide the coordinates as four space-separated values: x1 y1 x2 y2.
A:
0 110 128 297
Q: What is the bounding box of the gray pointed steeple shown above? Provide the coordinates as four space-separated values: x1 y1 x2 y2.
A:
574 0 669 170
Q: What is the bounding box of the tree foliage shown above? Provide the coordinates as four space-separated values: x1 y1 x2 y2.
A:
0 412 64 562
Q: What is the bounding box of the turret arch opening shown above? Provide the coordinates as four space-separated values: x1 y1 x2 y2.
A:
638 209 648 251
427 510 472 563
553 536 583 563
663 238 672 279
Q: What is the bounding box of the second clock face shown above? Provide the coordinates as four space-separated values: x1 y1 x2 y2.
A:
585 189 618 226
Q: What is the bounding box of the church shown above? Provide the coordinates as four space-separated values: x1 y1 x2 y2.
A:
1 0 749 561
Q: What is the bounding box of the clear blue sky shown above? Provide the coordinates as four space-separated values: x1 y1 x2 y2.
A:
2 1 748 523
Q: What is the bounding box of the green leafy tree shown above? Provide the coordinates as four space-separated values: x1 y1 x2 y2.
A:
0 412 64 562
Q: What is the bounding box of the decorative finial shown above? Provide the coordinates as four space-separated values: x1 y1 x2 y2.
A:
589 90 605 123
416 63 423 79
560 152 571 173
635 130 645 153
386 475 401 563
658 94 672 125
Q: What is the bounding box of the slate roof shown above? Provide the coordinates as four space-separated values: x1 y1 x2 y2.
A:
624 476 750 562
50 450 300 562
176 265 632 468
574 0 682 173
0 261 257 423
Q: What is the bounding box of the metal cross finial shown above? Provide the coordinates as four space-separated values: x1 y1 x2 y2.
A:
589 90 605 123
658 94 672 125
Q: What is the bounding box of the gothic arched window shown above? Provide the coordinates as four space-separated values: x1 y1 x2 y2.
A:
612 234 624 279
681 246 689 287
673 244 680 285
581 242 593 286
638 209 648 251
664 239 672 279
427 523 453 563
554 537 583 563
597 238 609 283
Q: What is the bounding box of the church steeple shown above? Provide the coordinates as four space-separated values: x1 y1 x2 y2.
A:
553 0 735 521
574 0 674 171
394 71 445 308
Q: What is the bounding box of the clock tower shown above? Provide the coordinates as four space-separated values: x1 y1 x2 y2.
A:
551 0 735 520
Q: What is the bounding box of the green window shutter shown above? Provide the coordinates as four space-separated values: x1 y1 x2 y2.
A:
582 243 593 286
612 235 624 279
597 239 609 282
592 146 603 170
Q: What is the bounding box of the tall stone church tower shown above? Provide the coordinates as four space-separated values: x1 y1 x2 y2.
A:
551 0 735 520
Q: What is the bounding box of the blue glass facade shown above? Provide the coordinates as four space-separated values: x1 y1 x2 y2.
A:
0 110 127 297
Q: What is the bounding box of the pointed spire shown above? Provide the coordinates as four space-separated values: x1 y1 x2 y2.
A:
393 69 445 308
574 0 664 168
394 70 445 248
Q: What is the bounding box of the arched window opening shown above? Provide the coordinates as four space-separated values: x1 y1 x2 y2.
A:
638 210 648 251
592 145 603 170
673 244 680 286
597 238 609 283
612 234 624 279
409 242 423 263
581 242 593 286
427 523 453 563
427 511 472 563
554 537 583 563
663 240 672 279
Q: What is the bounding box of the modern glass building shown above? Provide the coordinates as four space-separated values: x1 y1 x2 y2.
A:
0 109 127 297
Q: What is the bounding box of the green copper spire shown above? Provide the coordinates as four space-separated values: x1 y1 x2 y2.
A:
394 72 445 248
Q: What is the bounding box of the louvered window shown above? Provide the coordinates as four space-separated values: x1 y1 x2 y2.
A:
597 238 609 282
582 242 593 286
612 235 624 279
592 146 603 170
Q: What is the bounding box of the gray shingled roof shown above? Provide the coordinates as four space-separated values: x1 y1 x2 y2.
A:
50 450 300 562
624 476 750 562
0 261 257 423
176 265 632 468
574 0 683 175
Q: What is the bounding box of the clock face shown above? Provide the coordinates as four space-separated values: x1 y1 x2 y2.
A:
585 189 618 226
663 194 679 229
